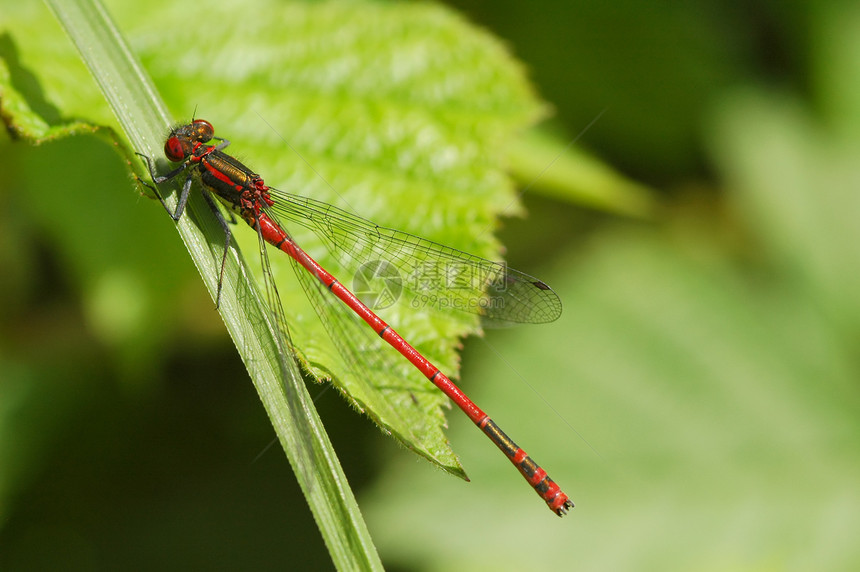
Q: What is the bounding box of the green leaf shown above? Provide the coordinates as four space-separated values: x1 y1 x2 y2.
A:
1 0 571 522
507 126 657 217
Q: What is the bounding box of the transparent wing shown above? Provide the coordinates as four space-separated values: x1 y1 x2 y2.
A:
266 191 562 327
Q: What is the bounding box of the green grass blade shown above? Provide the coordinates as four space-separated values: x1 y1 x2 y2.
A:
42 0 381 568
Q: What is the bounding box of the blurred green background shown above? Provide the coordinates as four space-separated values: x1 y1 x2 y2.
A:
2 0 860 570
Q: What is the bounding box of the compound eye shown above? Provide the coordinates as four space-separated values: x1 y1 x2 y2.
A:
164 137 185 162
192 119 214 142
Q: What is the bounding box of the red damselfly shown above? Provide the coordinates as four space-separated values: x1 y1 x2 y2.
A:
138 119 573 516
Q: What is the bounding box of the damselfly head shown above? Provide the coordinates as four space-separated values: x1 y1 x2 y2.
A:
164 119 215 163
189 119 214 142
